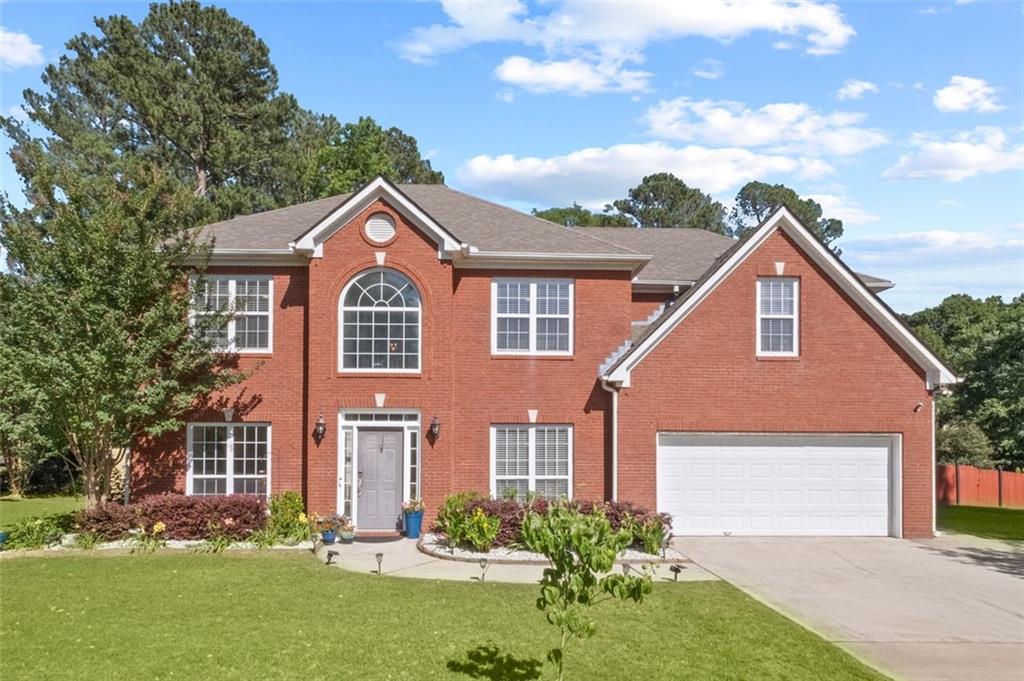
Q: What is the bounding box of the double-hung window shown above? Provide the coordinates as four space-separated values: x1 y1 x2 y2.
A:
757 277 799 356
491 425 572 499
492 279 573 355
191 276 273 352
187 423 271 496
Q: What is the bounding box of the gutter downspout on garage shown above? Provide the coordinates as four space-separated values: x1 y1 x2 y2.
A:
600 379 618 502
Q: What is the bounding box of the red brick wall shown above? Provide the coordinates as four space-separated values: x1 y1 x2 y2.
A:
631 291 673 320
616 230 935 538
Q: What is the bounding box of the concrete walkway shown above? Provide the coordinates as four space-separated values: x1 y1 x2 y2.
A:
678 535 1024 681
315 537 717 583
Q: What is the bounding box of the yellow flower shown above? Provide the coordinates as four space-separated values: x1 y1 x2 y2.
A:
153 521 167 534
298 512 308 524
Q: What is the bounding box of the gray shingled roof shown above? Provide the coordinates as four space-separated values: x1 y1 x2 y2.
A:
571 226 735 283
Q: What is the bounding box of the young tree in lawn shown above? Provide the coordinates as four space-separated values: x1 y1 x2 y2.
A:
607 173 728 233
1 159 246 507
730 181 844 251
532 203 634 227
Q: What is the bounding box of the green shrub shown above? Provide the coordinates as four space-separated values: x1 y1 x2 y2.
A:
625 515 668 555
130 521 167 554
73 531 101 550
267 491 309 542
248 526 279 550
434 491 479 548
4 512 76 549
465 507 500 552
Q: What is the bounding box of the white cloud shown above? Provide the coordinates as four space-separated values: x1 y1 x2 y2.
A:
883 127 1023 182
0 27 44 70
456 141 834 207
6 105 29 122
690 58 723 80
807 193 880 225
836 79 878 101
399 1 855 95
643 97 888 157
933 76 1003 113
495 55 650 94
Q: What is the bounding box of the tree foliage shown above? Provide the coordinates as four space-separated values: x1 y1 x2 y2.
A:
1 160 246 506
607 173 727 232
532 203 634 228
906 294 1024 468
730 181 843 250
304 116 444 196
937 421 995 468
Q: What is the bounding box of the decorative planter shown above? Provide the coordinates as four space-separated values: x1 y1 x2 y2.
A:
404 510 424 539
339 531 355 544
321 530 337 545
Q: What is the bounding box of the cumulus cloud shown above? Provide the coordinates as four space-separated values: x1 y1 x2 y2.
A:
643 97 889 157
399 1 855 95
456 141 834 207
690 58 724 80
807 193 880 225
933 76 1003 113
0 27 44 70
495 55 650 94
836 79 878 100
883 127 1023 182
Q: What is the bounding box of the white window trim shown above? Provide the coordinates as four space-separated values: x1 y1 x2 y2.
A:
337 410 421 529
189 275 274 354
338 268 422 374
490 278 574 356
756 277 800 357
185 422 272 497
489 424 573 498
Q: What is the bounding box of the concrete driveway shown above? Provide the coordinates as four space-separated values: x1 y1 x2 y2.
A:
677 534 1024 681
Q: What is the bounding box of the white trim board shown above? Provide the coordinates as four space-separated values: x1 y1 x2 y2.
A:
604 207 958 389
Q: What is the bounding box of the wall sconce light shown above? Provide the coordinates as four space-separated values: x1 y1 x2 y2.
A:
222 407 234 422
429 416 441 440
313 414 327 444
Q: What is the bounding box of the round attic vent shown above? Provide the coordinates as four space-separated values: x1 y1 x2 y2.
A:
365 213 396 244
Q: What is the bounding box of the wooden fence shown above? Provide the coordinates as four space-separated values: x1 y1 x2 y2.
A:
936 464 1024 508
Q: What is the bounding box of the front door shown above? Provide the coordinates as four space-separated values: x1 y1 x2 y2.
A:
357 429 403 530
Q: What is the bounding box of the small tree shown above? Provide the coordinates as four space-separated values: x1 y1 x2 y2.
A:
608 172 727 233
521 505 653 681
938 421 995 468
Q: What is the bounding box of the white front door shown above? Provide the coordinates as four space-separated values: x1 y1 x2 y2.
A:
656 433 898 536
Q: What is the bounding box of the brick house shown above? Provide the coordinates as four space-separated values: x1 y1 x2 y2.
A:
132 177 957 538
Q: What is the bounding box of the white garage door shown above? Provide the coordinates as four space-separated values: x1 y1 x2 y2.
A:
657 433 898 537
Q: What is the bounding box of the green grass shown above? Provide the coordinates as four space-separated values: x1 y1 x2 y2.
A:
0 495 82 530
938 504 1024 542
0 552 886 681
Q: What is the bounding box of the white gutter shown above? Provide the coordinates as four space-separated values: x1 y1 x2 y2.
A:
600 378 619 501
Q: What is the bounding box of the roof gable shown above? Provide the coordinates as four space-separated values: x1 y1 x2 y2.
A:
603 206 958 389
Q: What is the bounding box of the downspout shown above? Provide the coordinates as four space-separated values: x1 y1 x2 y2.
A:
122 446 132 505
600 378 619 502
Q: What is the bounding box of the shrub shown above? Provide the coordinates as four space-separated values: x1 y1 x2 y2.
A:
267 491 309 542
78 494 267 540
465 507 500 552
131 521 167 553
4 512 76 549
433 491 480 548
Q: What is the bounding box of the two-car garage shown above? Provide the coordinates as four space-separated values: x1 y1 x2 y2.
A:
656 433 901 537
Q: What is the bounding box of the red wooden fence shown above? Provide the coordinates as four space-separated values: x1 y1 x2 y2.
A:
936 464 1024 508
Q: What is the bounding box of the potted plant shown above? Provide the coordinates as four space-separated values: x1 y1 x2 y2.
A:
337 515 355 544
316 514 343 545
403 498 426 539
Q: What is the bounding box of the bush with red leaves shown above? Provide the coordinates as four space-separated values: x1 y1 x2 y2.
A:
79 494 267 540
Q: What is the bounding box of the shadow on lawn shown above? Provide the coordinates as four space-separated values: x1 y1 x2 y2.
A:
447 644 543 680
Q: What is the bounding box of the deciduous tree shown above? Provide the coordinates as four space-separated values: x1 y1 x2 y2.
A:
730 181 843 250
607 173 727 233
532 203 634 227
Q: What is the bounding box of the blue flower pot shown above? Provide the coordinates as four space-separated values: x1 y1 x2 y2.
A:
321 530 337 545
0 531 8 549
404 510 424 539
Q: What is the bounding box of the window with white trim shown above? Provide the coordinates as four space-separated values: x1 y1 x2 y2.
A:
191 276 273 352
491 425 572 499
188 424 270 495
340 268 421 371
757 277 799 356
492 279 573 355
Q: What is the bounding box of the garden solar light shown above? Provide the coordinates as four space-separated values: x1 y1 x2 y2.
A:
669 564 685 582
621 563 631 576
325 550 338 566
478 557 489 582
661 535 670 559
375 552 383 575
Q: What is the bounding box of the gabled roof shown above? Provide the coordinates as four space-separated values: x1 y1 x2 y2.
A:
602 206 958 389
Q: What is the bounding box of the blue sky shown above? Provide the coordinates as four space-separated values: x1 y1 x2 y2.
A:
2 1 1022 311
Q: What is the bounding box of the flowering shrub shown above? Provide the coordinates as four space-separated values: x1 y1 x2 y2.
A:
465 507 500 552
432 493 672 554
402 498 425 513
267 491 309 542
78 494 266 540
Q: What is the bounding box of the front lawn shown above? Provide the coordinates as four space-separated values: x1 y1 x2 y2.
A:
0 495 82 530
937 504 1024 542
0 552 887 681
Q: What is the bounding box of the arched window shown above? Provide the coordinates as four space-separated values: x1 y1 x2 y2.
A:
340 268 421 371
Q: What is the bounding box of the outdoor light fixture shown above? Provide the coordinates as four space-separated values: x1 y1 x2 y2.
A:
222 407 234 422
621 563 631 576
313 415 327 444
478 557 489 582
660 535 670 559
669 564 684 582
375 552 384 575
325 550 339 566
429 416 441 440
